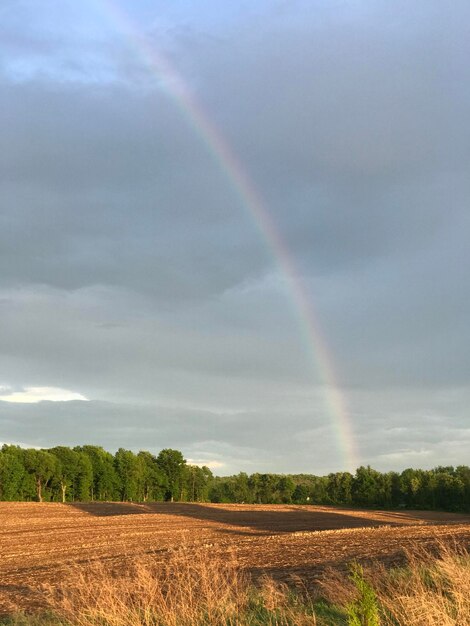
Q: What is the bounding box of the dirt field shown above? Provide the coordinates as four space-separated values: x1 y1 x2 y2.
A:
1 502 469 614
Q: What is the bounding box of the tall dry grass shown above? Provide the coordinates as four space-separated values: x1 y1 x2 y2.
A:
6 539 470 625
375 540 470 625
320 538 470 626
39 547 317 626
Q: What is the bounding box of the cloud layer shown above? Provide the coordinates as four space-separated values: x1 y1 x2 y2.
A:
1 0 469 473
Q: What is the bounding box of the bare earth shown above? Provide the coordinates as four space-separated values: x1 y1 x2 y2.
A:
1 502 469 614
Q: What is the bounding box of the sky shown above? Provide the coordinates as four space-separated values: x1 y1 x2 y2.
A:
1 0 469 475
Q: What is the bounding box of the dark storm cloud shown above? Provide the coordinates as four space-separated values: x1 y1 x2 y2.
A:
184 1 470 270
0 0 469 472
173 0 470 392
0 79 280 305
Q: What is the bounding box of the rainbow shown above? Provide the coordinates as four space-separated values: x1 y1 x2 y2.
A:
93 0 359 473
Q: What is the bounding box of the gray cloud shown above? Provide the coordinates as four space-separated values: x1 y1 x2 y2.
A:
0 0 469 472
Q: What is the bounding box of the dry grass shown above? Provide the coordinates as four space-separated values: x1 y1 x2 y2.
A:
5 538 470 625
375 540 470 625
36 546 317 626
319 538 470 625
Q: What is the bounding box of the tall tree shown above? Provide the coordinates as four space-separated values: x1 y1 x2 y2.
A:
23 449 57 502
352 466 381 507
292 483 310 504
137 451 166 502
73 451 93 501
0 445 27 501
114 448 141 501
156 449 186 502
455 465 470 512
49 447 81 502
277 476 295 503
327 472 353 505
185 465 213 502
77 445 118 501
231 472 251 503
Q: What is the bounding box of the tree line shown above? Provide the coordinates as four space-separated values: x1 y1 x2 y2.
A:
0 445 211 503
0 444 468 512
211 465 470 512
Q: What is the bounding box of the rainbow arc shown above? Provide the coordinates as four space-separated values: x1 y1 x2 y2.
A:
93 0 359 472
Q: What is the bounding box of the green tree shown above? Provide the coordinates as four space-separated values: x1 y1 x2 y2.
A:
277 476 295 503
209 477 229 503
292 484 310 504
352 466 381 507
455 466 470 512
327 472 353 505
23 449 57 502
137 451 167 502
0 445 27 501
231 472 251 503
310 475 329 504
156 449 186 502
73 451 93 501
248 473 262 503
77 445 118 501
433 472 464 511
49 447 81 502
185 465 213 502
114 448 141 501
259 474 277 503
389 471 403 508
400 468 424 508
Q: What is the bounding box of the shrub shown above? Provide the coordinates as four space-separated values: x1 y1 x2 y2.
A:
346 563 380 626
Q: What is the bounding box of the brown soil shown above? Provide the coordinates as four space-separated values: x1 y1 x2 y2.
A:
1 502 469 614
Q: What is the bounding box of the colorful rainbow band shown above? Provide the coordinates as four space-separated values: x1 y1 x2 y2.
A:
93 0 359 473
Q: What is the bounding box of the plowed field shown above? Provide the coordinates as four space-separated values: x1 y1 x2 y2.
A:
1 502 469 614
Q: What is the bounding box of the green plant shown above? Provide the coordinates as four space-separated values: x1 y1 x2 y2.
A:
346 563 381 626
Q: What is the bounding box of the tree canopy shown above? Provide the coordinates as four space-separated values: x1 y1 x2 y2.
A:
0 445 467 512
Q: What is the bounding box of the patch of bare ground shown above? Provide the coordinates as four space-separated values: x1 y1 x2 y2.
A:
0 502 469 614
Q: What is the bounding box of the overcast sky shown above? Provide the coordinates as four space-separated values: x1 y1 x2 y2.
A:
1 0 469 475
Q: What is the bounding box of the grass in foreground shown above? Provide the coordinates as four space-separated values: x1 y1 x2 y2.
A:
2 540 469 625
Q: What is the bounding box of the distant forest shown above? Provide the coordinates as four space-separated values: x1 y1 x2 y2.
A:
0 444 468 512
